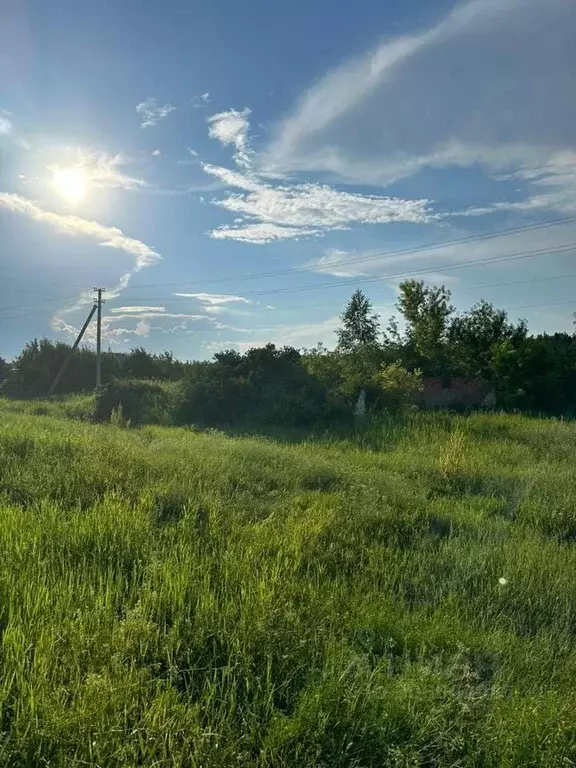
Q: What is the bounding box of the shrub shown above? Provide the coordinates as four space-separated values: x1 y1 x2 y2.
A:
175 344 344 428
377 361 423 410
95 379 177 426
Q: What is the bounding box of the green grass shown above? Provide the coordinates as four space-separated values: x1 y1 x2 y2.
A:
1 402 576 766
0 393 96 422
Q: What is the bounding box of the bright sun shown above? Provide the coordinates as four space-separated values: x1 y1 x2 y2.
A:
52 167 88 204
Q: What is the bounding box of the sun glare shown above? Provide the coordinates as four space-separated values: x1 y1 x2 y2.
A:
52 167 88 204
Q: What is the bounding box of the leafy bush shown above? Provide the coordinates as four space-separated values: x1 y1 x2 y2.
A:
175 344 345 427
95 379 177 426
377 361 423 410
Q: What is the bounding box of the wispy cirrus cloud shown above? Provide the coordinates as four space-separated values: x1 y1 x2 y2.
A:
456 152 576 217
0 193 160 267
111 306 166 314
205 315 342 354
0 192 161 326
0 113 12 135
106 311 206 323
55 311 212 344
136 98 177 129
49 149 150 192
202 106 437 243
94 310 249 343
191 92 212 110
47 145 220 197
309 249 369 278
174 292 251 305
305 219 576 284
261 0 576 215
174 292 252 315
207 108 253 168
209 221 317 243
202 155 436 243
0 108 29 149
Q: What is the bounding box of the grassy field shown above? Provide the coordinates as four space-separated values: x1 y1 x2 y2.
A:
1 400 576 766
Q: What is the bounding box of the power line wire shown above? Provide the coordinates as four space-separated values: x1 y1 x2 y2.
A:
0 291 86 316
118 269 576 315
237 242 576 298
120 213 576 291
2 245 575 325
2 217 576 330
2 214 576 311
2 295 574 332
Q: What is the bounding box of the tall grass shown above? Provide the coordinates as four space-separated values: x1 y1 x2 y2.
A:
1 402 576 765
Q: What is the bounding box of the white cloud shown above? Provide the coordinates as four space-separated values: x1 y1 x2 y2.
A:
52 317 80 338
100 308 251 342
263 0 576 205
111 306 166 314
0 115 12 135
90 311 213 343
268 316 341 348
202 157 435 243
309 249 369 278
202 163 260 191
174 292 251 305
106 311 206 322
0 109 29 149
135 319 152 337
210 221 318 244
151 149 162 157
0 193 160 267
191 93 211 110
177 148 201 167
136 98 177 129
208 316 341 352
0 193 162 327
456 151 576 217
174 292 252 316
92 311 250 342
49 149 149 191
307 220 576 288
207 108 253 168
204 339 268 354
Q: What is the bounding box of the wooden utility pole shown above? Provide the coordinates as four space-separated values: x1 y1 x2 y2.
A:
94 287 105 389
48 304 97 397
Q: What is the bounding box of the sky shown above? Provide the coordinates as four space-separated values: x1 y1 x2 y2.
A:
1 0 575 360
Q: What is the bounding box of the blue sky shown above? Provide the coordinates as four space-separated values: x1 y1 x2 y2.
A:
1 0 575 360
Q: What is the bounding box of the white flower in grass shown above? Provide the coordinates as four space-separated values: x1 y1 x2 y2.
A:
498 577 508 586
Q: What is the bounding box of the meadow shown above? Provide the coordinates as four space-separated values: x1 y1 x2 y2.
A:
1 398 576 766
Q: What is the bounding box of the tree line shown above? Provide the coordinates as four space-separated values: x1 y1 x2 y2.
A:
2 279 576 420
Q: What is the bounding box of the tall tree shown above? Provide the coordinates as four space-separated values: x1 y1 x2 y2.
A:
396 280 454 376
448 300 527 380
336 289 380 352
491 333 576 413
0 356 10 389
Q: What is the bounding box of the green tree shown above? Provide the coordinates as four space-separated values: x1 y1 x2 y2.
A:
448 300 527 379
336 289 380 352
0 356 10 385
491 333 576 413
378 361 423 410
334 290 384 408
396 280 454 376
